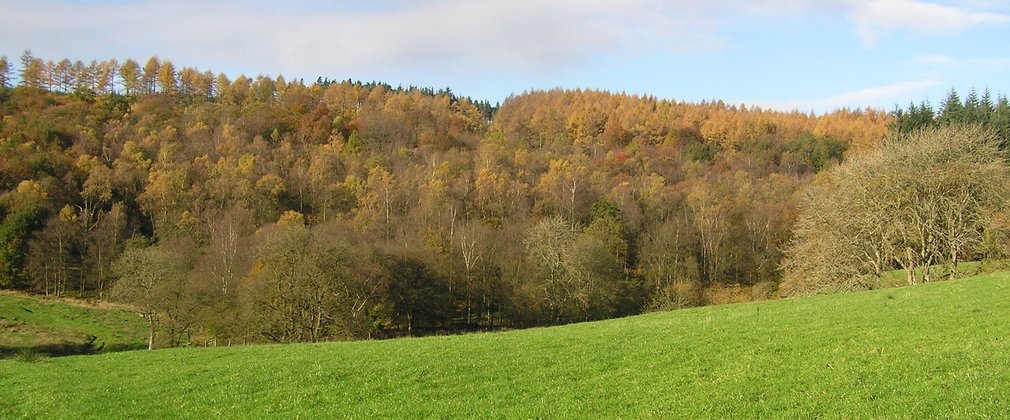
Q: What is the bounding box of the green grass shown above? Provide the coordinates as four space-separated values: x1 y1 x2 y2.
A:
0 293 147 357
4 273 1010 418
877 259 1009 288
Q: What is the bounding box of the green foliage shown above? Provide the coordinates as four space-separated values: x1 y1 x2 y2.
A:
589 198 621 221
384 257 453 335
4 273 1010 416
343 130 363 155
0 206 45 288
686 140 714 162
782 132 848 172
892 88 1010 147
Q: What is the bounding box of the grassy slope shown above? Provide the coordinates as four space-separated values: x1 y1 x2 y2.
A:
0 293 147 356
877 259 1008 288
3 273 1010 418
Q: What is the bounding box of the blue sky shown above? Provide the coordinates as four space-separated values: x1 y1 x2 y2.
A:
2 0 1009 112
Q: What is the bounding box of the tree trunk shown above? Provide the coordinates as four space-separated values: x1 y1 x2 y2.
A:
147 318 155 350
904 247 917 285
950 247 959 280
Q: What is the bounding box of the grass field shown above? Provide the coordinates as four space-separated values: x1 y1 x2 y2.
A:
0 292 147 357
876 259 1008 288
3 273 1010 418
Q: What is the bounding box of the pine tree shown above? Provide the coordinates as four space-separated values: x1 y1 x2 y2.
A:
939 89 964 125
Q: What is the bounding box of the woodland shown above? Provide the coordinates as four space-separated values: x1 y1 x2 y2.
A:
1 51 1008 348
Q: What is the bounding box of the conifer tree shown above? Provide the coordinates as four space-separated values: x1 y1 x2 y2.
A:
0 55 10 88
119 59 141 95
18 50 42 88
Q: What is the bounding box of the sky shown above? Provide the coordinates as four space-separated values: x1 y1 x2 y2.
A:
2 0 1009 113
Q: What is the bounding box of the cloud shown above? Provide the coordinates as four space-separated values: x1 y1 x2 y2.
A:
852 0 1010 44
3 0 1006 78
753 79 942 112
0 0 724 79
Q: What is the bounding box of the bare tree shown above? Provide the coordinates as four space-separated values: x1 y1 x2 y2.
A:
782 125 1010 296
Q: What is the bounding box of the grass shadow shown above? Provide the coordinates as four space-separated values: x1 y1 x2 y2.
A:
0 335 146 359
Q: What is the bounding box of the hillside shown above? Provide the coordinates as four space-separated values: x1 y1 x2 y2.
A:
0 292 147 357
3 272 1009 417
0 68 893 342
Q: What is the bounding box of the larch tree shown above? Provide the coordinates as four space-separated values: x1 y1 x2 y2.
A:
119 59 141 95
0 55 10 88
54 58 72 92
96 59 118 94
157 60 176 94
19 50 43 88
141 56 159 94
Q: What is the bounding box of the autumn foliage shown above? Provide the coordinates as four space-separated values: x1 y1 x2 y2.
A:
0 52 893 346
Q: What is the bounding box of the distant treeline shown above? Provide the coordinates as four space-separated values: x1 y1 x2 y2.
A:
892 88 1010 144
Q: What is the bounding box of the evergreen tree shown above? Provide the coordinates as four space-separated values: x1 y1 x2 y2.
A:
938 89 965 125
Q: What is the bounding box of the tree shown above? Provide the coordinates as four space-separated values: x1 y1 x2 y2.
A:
385 256 452 336
0 206 45 288
0 55 10 88
54 58 72 93
640 218 702 310
119 59 141 95
85 203 126 299
95 59 118 94
111 241 186 350
157 60 176 94
523 216 579 322
242 219 377 342
18 50 43 89
203 206 253 296
72 60 91 93
26 205 84 296
354 166 396 238
141 57 160 94
781 125 1010 295
0 181 48 288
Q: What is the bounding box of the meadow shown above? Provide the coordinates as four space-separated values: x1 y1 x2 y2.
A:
0 292 147 357
2 273 1009 417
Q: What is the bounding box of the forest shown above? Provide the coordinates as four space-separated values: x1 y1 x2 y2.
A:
1 51 1008 348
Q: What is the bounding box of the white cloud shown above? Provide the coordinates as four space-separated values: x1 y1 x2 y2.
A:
2 0 1006 78
753 79 942 112
0 0 724 78
852 0 1010 44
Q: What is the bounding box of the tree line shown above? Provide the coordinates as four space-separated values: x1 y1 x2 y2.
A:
1 50 973 348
